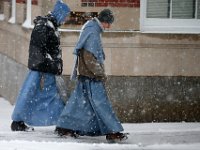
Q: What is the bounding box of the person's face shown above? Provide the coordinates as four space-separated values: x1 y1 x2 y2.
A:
101 22 111 29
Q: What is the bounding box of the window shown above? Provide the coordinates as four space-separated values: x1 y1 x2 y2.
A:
81 0 139 7
64 12 98 26
140 0 200 33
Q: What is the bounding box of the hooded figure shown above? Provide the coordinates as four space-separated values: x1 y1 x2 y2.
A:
55 9 128 142
51 0 71 25
11 1 71 131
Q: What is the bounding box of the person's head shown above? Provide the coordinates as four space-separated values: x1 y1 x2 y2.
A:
51 0 71 26
97 9 114 29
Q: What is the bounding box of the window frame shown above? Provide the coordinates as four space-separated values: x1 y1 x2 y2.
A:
140 0 200 34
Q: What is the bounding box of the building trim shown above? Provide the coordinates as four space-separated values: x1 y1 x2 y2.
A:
59 28 140 33
8 0 16 24
22 0 33 28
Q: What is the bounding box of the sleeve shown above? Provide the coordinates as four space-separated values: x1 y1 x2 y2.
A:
44 29 63 75
83 50 107 81
28 24 48 71
43 58 63 75
31 23 48 49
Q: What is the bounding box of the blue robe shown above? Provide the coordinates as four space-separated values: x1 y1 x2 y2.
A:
12 70 65 126
57 76 123 136
57 18 124 136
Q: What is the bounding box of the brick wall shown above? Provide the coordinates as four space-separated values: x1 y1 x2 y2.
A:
16 0 38 5
81 0 140 7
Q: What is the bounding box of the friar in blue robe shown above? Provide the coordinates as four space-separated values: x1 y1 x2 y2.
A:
11 0 71 131
56 9 127 141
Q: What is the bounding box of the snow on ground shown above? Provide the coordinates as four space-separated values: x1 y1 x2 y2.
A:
1 97 200 150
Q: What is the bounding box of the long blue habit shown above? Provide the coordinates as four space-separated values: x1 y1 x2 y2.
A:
57 18 123 136
12 70 65 126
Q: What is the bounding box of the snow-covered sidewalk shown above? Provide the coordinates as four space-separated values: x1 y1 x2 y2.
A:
1 97 200 150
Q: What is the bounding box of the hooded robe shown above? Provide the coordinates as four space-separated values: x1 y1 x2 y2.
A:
57 18 123 136
12 0 70 126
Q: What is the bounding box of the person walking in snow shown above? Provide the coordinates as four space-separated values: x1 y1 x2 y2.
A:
11 0 71 131
55 9 127 142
